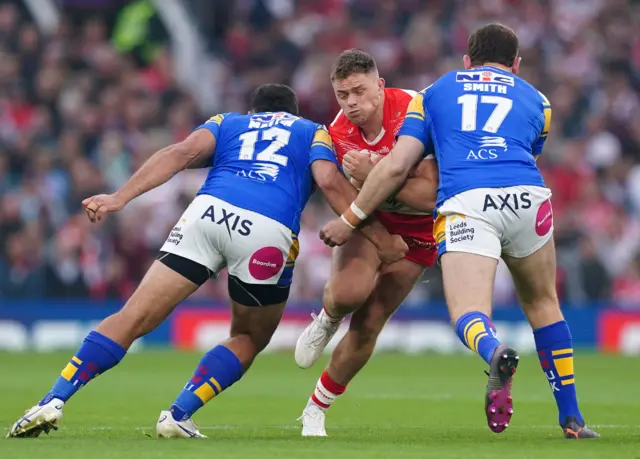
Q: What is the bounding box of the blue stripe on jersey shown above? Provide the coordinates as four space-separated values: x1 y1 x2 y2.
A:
195 113 336 234
399 66 547 209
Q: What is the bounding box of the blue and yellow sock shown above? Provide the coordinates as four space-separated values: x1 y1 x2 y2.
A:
40 331 126 405
534 320 583 425
455 311 501 365
170 345 245 421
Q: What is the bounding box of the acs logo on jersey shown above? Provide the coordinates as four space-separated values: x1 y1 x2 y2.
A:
466 136 508 160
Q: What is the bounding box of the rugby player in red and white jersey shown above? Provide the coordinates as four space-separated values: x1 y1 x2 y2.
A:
295 49 438 436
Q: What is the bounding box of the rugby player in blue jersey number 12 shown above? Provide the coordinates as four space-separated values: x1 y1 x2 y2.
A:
320 24 599 440
7 84 408 439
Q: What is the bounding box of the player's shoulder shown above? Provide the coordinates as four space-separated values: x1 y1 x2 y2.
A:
205 112 236 125
386 87 417 100
512 76 551 111
296 116 320 129
536 88 551 108
291 117 325 140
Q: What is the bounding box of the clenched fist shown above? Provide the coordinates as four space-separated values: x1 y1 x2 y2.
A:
82 193 126 223
342 150 381 182
319 217 355 247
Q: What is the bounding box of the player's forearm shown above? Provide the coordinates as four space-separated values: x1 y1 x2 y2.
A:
394 176 437 211
114 143 192 204
354 155 408 216
319 176 391 249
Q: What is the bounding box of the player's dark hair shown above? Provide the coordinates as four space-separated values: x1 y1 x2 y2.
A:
331 49 377 80
249 84 299 115
468 23 519 67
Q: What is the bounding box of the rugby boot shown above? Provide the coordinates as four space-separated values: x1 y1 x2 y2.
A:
562 416 600 439
485 344 519 433
156 411 206 438
7 398 64 438
295 309 343 369
297 404 328 437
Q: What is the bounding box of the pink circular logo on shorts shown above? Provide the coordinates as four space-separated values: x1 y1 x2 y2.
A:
535 200 553 236
248 247 284 280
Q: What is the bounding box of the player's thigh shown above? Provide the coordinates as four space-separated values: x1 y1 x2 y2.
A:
502 238 562 328
497 186 559 326
102 260 200 336
220 204 298 309
324 231 380 308
350 258 425 337
158 194 227 280
500 186 554 260
435 193 502 321
114 193 228 334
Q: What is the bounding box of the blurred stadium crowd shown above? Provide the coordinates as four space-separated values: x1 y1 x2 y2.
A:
1 0 640 307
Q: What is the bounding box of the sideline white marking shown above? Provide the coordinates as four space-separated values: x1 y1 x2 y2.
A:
73 424 637 431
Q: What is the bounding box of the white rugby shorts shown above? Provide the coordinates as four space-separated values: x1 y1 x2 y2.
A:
434 185 553 260
159 195 299 286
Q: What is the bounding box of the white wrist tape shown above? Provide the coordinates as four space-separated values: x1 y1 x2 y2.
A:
350 202 368 221
340 214 356 229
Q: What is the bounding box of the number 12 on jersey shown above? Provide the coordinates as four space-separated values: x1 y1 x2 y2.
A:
458 94 512 133
238 127 291 166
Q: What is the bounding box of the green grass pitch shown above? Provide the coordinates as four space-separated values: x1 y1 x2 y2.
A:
0 351 638 458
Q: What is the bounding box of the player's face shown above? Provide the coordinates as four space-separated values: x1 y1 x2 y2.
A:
332 72 384 127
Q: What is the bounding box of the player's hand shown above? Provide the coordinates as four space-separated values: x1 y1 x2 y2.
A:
343 150 375 182
350 176 364 190
82 193 126 223
377 234 409 264
319 217 355 247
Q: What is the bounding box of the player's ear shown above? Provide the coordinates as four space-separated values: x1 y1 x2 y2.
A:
378 78 385 91
511 56 521 75
463 55 472 70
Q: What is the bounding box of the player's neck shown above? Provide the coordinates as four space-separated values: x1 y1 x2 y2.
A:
360 104 385 143
473 62 513 73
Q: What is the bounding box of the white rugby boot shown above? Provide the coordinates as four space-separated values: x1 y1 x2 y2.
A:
295 310 343 369
297 404 328 437
7 398 64 438
156 411 206 438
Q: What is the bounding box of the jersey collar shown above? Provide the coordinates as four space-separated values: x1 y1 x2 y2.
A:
476 65 511 74
360 126 386 146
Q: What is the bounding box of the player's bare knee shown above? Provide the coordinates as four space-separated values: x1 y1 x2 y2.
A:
230 321 276 354
325 279 370 315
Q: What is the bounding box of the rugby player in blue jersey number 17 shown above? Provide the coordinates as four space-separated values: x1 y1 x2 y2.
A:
320 24 599 439
7 84 408 439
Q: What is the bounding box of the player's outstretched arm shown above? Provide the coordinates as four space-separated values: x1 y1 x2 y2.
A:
393 157 438 211
311 159 407 263
115 129 216 204
83 130 216 223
